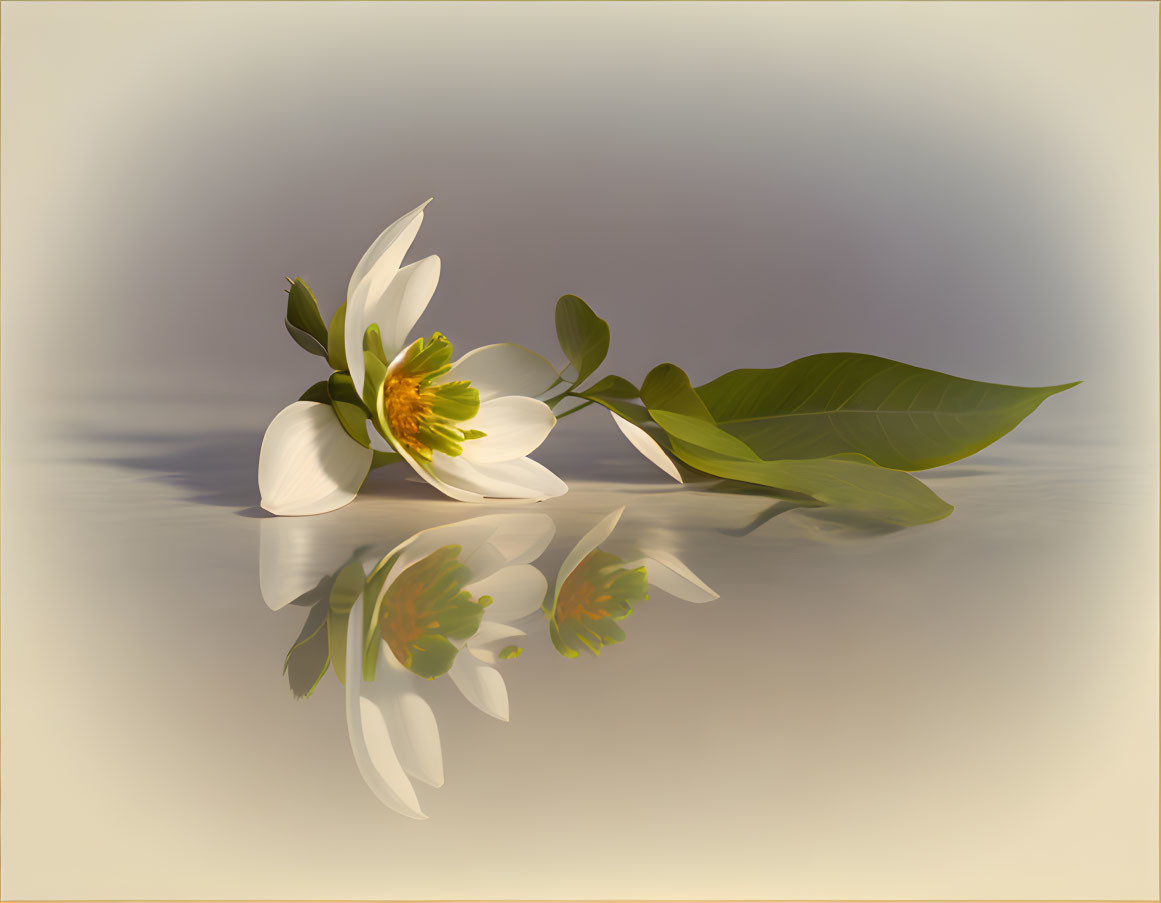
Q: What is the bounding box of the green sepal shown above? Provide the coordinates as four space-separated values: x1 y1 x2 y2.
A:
371 450 403 470
362 345 392 441
299 380 330 404
499 645 522 660
284 278 329 357
428 380 480 421
325 558 367 686
548 619 579 658
364 323 388 365
360 551 401 683
327 302 348 371
407 635 459 681
555 295 610 386
283 600 331 699
328 371 371 448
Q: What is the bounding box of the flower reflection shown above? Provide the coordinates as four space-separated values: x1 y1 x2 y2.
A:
545 507 719 657
268 513 552 818
261 507 718 816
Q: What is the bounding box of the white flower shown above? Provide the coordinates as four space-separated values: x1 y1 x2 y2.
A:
342 513 552 817
259 201 566 515
546 506 718 657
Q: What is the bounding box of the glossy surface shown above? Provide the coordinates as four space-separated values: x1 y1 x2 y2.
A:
1 400 1156 899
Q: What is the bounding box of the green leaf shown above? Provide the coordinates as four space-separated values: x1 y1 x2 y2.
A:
285 278 329 357
325 558 366 686
555 295 610 385
327 302 348 371
671 440 952 526
695 353 1080 471
284 600 330 699
298 380 330 404
327 372 371 448
641 363 953 526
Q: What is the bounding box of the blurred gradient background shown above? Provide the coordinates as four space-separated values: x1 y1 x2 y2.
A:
1 1 1157 899
1 1 1156 430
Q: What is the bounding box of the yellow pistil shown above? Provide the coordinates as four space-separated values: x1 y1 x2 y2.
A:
384 374 432 454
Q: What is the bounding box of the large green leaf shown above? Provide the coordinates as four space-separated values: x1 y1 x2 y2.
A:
284 278 329 358
555 295 610 385
641 363 953 526
695 353 1079 471
670 440 952 526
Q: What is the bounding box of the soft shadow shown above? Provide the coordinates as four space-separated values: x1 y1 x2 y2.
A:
68 426 461 513
68 427 264 510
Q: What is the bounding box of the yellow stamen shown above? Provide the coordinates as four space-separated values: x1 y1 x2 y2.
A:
555 552 614 623
384 375 432 454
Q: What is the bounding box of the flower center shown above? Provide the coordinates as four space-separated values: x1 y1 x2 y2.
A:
550 548 648 656
556 553 617 623
380 333 484 461
378 544 493 680
384 374 433 453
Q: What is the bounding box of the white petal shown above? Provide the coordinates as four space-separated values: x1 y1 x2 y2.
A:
456 513 555 566
259 515 354 611
469 621 527 650
449 655 510 722
366 650 444 788
441 343 560 402
347 256 440 399
465 564 548 622
610 412 683 483
346 199 431 306
626 549 719 603
429 455 568 501
386 436 487 502
258 401 373 516
344 598 426 819
554 507 624 598
373 522 500 594
459 397 557 464
345 201 433 397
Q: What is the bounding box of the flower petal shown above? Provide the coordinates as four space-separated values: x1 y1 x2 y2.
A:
465 564 548 622
460 513 555 566
348 255 441 397
429 455 568 501
346 199 431 306
468 621 527 650
258 401 373 516
459 397 557 464
610 411 683 483
627 549 719 603
441 343 561 402
344 598 427 818
366 650 444 788
449 654 510 722
554 507 624 599
258 515 362 611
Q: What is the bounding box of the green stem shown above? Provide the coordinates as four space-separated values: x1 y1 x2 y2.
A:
555 399 595 418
